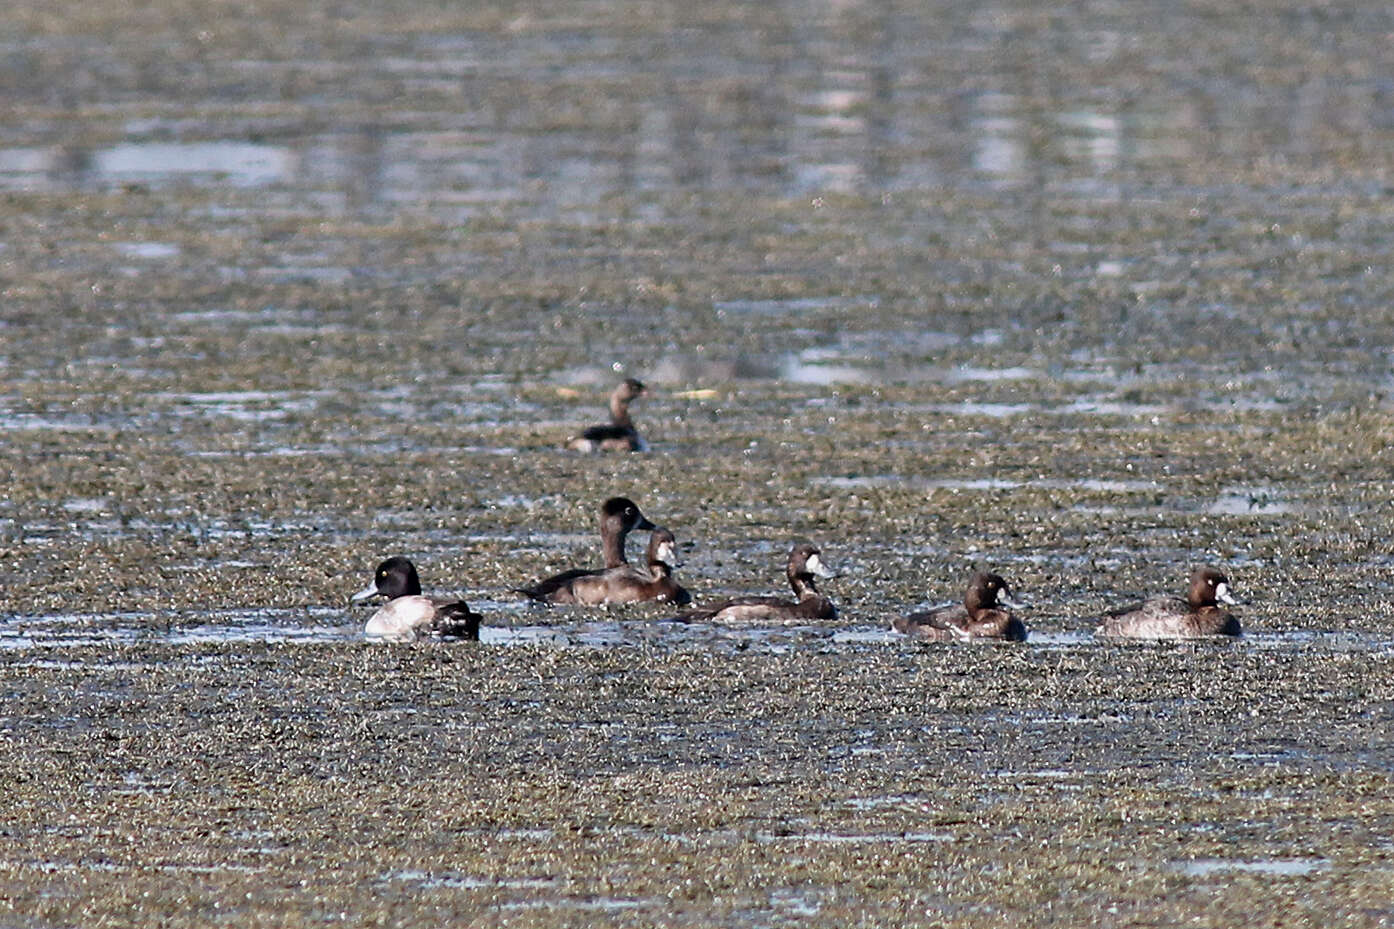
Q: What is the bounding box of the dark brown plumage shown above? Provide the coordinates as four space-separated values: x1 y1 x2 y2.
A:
678 543 836 624
1097 567 1241 638
515 497 656 603
894 571 1025 642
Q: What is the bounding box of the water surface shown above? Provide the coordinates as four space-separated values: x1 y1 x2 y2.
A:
4 0 1394 925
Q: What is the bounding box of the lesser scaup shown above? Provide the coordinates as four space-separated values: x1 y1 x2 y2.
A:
565 378 648 452
352 556 481 642
1097 566 1241 638
893 571 1026 642
678 543 836 623
515 496 656 603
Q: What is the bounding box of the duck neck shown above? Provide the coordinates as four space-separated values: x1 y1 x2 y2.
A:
789 573 819 599
964 589 993 618
602 527 629 568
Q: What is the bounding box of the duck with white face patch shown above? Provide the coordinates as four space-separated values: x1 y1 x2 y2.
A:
676 543 837 624
894 571 1027 642
1097 566 1241 638
564 527 692 605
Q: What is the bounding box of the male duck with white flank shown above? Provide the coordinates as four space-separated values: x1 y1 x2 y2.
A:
353 556 482 642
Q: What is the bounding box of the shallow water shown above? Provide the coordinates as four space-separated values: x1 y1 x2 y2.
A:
5 0 1394 925
1176 858 1332 878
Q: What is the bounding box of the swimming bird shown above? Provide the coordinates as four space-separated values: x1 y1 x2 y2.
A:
1097 566 1241 638
566 527 692 605
565 378 649 452
893 571 1026 642
678 543 836 623
352 556 481 642
514 496 656 603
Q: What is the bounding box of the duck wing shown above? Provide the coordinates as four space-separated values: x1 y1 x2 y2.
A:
513 568 597 603
893 602 967 636
577 423 634 442
1097 595 1188 636
1103 595 1186 619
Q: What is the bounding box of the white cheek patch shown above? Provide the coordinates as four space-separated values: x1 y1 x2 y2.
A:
806 553 833 578
1215 582 1238 606
657 542 676 564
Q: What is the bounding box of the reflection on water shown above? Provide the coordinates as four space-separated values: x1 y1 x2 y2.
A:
755 830 954 844
973 92 1024 178
0 141 295 191
1175 858 1330 878
94 142 296 187
1208 487 1294 516
113 241 181 259
6 609 1393 656
3 3 1389 212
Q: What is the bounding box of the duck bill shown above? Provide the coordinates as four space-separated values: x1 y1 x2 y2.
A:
634 514 656 531
351 584 381 603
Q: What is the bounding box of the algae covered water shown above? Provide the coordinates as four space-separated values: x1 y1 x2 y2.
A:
4 0 1394 924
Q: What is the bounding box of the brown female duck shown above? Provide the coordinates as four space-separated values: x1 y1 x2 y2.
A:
679 543 836 624
894 571 1026 642
515 496 656 603
567 527 692 605
1097 567 1241 638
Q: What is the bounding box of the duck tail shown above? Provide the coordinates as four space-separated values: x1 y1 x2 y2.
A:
435 602 482 641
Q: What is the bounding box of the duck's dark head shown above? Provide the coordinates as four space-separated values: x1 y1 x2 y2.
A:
602 496 655 532
1189 567 1237 609
353 556 422 602
965 571 1019 612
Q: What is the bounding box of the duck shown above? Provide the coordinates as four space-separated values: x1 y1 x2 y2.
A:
566 527 693 605
514 496 656 603
352 556 481 642
678 543 836 623
565 378 649 452
1096 566 1241 638
893 571 1026 642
